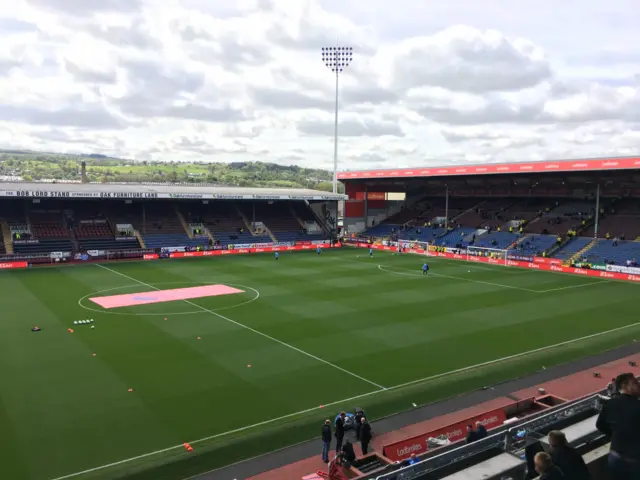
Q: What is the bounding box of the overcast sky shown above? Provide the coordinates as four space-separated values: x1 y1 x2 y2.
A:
0 0 639 170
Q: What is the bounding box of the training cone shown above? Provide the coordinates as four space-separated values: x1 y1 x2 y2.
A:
197 336 201 340
68 328 74 333
184 443 194 452
128 388 134 392
164 318 168 321
247 364 251 368
92 353 97 357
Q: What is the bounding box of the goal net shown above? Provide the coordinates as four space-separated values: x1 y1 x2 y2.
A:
397 240 431 254
466 246 509 265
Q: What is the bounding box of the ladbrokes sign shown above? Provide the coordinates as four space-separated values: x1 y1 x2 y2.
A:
383 407 507 461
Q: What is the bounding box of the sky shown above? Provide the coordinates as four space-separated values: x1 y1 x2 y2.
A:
0 0 639 171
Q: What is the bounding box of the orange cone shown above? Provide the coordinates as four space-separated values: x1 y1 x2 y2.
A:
183 443 194 452
197 336 201 340
92 353 97 357
68 328 74 333
128 388 134 392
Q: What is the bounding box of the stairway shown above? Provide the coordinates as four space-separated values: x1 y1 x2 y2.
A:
566 238 597 266
173 205 193 238
235 204 255 234
290 204 306 229
205 228 215 245
134 230 146 248
0 220 13 254
264 225 277 243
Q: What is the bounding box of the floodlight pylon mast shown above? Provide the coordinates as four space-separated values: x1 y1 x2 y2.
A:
321 46 353 194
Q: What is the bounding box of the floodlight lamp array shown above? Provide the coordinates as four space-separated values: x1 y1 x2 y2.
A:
321 46 353 72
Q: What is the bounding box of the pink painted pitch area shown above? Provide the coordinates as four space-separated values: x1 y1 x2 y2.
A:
89 285 245 309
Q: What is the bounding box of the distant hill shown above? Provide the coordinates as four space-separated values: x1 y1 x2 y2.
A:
0 150 342 192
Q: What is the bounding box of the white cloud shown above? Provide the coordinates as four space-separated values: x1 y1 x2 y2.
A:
0 0 638 170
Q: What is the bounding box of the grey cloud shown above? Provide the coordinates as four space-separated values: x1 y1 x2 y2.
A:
392 29 551 93
82 22 161 51
0 104 125 129
251 87 334 111
164 105 247 122
25 0 142 16
298 117 404 137
64 60 116 84
122 59 205 97
342 86 398 105
0 18 37 34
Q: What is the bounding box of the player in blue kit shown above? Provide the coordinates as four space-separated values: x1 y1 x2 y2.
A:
369 248 373 257
422 262 429 275
317 246 321 255
275 252 279 260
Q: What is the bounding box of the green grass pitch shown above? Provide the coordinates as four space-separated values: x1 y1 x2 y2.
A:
1 248 638 480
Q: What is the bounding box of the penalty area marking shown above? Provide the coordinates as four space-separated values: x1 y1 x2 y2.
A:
94 263 386 391
77 281 261 316
376 264 541 292
49 318 640 480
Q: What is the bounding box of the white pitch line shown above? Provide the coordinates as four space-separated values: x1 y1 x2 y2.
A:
94 264 386 390
49 319 640 480
376 264 540 292
537 280 612 293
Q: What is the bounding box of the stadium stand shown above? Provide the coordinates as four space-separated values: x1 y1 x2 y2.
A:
13 207 73 254
237 201 325 243
553 236 594 261
70 202 140 250
585 239 640 265
182 201 272 245
471 231 519 249
516 234 558 256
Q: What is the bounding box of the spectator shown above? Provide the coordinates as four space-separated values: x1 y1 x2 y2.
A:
342 439 356 466
466 424 478 444
475 421 487 439
335 412 346 454
547 431 591 480
596 373 640 479
354 409 364 440
321 419 332 463
360 417 372 455
534 452 565 479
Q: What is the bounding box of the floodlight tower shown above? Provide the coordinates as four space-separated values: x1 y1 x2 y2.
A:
321 46 353 194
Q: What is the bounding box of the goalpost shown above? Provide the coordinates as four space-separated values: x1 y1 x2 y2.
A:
397 240 432 254
466 246 510 265
396 241 511 266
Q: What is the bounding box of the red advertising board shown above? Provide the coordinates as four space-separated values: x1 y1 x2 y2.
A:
0 261 28 269
169 243 339 259
356 243 640 283
383 406 508 461
337 156 640 180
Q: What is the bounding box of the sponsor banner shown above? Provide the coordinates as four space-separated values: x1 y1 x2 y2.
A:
0 190 345 201
336 156 640 180
168 243 338 259
50 251 70 259
161 246 187 253
74 253 89 261
0 261 28 269
606 264 640 275
508 254 534 262
10 225 31 233
355 243 640 283
296 241 313 246
532 256 562 266
143 254 159 260
383 406 508 461
591 264 606 271
86 250 104 257
115 236 137 241
274 242 295 247
13 239 39 245
79 219 107 224
231 243 254 249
